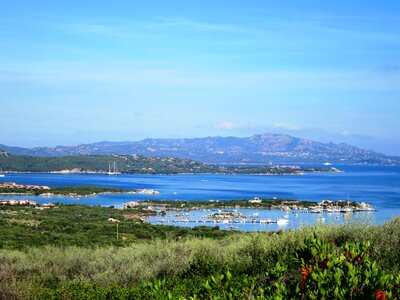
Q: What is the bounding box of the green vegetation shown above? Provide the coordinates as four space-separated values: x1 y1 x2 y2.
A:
0 185 138 196
0 154 333 174
0 204 400 299
0 154 220 174
142 199 318 209
222 165 335 175
0 204 231 249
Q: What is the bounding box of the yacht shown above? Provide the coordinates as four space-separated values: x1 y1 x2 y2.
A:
107 162 121 175
309 207 323 213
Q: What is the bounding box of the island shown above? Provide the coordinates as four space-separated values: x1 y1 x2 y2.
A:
0 182 159 197
0 153 341 175
124 198 375 213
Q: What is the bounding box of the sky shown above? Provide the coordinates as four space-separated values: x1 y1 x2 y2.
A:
1 1 400 155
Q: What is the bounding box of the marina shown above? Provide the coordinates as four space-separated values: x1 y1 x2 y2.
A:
144 205 379 231
0 164 398 231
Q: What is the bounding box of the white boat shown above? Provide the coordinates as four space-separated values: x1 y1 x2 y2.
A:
277 218 289 225
309 207 323 213
323 162 332 166
0 168 5 177
107 162 121 175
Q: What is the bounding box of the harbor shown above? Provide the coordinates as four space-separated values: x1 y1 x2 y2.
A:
144 205 378 231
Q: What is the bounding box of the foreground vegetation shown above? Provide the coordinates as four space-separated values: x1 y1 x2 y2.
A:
1 219 399 299
0 205 231 249
1 204 399 299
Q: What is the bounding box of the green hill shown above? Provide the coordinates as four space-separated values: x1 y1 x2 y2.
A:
0 153 335 175
0 154 220 174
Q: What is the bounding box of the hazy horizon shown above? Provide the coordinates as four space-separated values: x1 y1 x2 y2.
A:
1 1 400 155
2 131 398 158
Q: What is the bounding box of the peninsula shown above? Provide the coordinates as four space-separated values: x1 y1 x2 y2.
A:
124 198 374 212
0 182 159 197
0 152 340 175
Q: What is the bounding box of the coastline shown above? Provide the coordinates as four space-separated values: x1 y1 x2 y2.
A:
0 190 160 198
0 168 342 176
124 199 375 212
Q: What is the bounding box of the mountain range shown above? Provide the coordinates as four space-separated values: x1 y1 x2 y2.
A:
1 133 398 165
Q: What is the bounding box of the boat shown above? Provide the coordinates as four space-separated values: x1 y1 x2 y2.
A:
107 162 121 175
340 195 354 213
277 218 289 225
0 169 5 177
226 226 239 230
323 162 332 166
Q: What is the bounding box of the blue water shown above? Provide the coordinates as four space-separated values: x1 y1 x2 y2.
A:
1 165 399 230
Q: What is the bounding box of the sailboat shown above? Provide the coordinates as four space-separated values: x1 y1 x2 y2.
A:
107 162 121 175
0 169 5 177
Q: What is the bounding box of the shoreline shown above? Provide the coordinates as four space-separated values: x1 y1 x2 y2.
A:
0 169 342 176
124 199 375 212
0 190 160 198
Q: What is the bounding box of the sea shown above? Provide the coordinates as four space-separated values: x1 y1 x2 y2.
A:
1 165 399 231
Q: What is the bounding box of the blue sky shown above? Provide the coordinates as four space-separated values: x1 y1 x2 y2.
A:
1 1 400 154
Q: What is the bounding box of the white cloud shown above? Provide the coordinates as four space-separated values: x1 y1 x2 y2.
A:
273 123 302 131
152 17 239 33
214 122 250 130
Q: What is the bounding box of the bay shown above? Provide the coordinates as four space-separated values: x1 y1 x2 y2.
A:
1 165 399 231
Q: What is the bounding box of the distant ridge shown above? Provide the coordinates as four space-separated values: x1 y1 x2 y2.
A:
1 133 398 165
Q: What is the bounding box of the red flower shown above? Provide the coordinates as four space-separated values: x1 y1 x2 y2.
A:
300 265 312 281
375 289 386 300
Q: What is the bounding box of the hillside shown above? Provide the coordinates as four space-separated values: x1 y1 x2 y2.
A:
1 133 398 165
0 154 220 174
0 154 334 174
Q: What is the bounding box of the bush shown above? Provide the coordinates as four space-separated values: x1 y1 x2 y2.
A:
37 236 400 299
2 219 400 299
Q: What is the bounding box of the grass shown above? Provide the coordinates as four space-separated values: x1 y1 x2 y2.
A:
1 217 400 299
0 204 232 249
